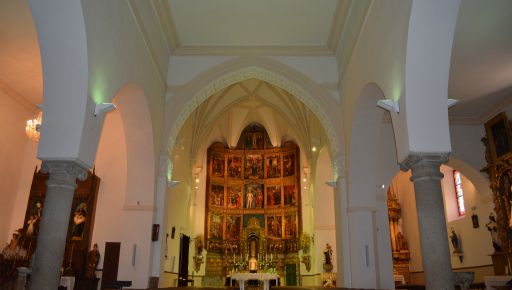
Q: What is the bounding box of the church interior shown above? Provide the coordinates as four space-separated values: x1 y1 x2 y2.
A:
1 1 512 290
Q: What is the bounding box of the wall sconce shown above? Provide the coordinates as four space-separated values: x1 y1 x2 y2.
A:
94 102 116 116
377 99 400 113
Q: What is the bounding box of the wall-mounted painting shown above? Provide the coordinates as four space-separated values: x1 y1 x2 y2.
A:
266 215 283 239
266 154 282 178
284 213 297 238
212 154 225 177
485 112 512 162
209 213 223 240
227 185 242 208
210 184 225 207
228 155 243 178
266 185 282 207
284 184 297 206
243 214 264 228
283 153 295 177
225 215 242 240
245 183 264 209
245 154 264 179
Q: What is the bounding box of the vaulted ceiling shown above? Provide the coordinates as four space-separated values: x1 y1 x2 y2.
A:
0 0 511 125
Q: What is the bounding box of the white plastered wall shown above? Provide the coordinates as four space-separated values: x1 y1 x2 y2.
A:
0 91 40 243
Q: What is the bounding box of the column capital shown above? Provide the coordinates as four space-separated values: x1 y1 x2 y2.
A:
41 160 89 189
400 152 449 182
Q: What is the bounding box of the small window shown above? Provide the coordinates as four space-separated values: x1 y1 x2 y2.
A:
453 170 465 216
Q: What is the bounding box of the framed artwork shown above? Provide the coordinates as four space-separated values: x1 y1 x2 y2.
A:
266 185 282 207
245 183 264 208
485 112 512 162
227 185 242 208
265 154 281 178
209 213 223 240
225 215 242 240
212 154 225 177
210 184 225 207
283 153 295 177
284 184 297 206
228 155 243 178
284 213 297 238
243 214 264 228
266 215 283 239
245 154 263 179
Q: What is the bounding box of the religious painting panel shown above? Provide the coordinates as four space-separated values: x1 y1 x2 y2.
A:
485 112 512 162
227 154 243 179
245 154 264 179
284 184 297 206
227 184 243 209
266 215 283 239
210 184 225 207
212 154 225 177
498 171 512 225
225 215 242 240
284 212 298 239
266 184 282 208
283 152 295 177
243 214 264 228
244 182 264 209
208 213 224 240
265 154 282 178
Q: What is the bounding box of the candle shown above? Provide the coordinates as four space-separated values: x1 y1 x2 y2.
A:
271 253 273 261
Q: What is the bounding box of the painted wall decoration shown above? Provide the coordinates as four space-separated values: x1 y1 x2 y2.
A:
205 124 301 254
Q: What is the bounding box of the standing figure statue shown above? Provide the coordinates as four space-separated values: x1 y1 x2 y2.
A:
486 213 503 252
84 243 100 278
323 243 333 272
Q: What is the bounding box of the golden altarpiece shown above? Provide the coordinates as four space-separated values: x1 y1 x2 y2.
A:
482 112 512 274
204 124 301 285
387 188 411 284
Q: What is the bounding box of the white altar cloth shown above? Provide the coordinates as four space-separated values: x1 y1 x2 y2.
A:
484 275 512 290
230 273 278 290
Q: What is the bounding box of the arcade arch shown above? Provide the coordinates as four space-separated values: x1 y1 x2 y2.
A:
161 62 343 286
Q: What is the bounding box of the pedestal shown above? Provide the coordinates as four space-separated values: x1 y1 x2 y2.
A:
490 252 509 275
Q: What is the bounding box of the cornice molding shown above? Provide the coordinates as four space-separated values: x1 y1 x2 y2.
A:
0 80 39 114
172 45 334 56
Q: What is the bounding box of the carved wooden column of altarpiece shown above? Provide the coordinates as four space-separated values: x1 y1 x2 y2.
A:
482 112 512 267
387 188 411 284
21 167 100 278
204 124 301 285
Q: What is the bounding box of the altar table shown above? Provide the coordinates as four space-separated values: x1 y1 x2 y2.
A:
484 275 512 290
230 273 279 290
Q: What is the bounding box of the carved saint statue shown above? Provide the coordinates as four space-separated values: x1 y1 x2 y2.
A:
486 213 503 252
84 243 100 278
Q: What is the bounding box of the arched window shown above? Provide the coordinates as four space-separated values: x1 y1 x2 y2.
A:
453 170 465 216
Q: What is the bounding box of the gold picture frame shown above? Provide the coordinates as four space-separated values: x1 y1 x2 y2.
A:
485 112 512 162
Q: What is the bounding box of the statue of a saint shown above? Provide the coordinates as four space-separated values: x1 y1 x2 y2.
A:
323 243 333 272
84 243 100 278
486 213 503 252
450 228 461 253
